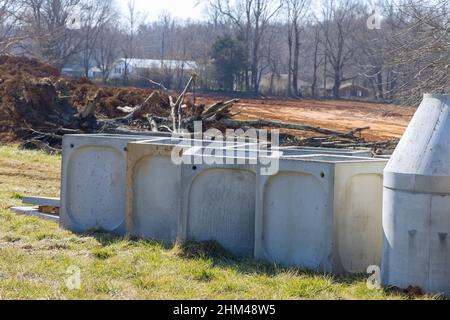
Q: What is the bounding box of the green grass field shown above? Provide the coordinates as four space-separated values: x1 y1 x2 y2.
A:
0 145 436 299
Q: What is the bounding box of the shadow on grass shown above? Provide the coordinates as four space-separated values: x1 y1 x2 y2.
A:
175 240 371 286
80 230 434 299
81 229 174 250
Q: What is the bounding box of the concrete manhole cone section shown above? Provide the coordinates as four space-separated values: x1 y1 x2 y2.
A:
382 94 450 297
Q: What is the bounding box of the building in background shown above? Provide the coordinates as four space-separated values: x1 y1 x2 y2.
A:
108 58 198 80
321 80 370 99
259 73 312 97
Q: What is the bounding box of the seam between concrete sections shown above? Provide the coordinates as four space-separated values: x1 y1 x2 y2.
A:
383 185 450 196
427 195 433 292
329 166 336 273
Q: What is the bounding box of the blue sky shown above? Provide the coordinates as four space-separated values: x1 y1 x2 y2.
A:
117 0 206 21
115 0 379 23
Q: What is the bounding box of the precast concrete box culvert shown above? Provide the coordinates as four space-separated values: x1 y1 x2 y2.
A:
177 146 345 256
382 94 450 297
62 133 386 276
177 148 362 256
60 134 170 234
125 139 257 243
126 139 199 243
255 155 387 274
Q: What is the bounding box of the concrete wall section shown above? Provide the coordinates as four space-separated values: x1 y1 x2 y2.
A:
131 155 181 242
126 142 189 243
382 187 450 296
255 156 387 274
60 134 167 234
333 161 386 274
255 158 335 272
382 188 432 290
281 147 373 158
180 164 257 255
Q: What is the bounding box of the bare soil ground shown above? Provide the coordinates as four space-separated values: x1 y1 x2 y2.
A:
0 55 169 144
0 54 417 158
196 93 414 142
0 55 414 148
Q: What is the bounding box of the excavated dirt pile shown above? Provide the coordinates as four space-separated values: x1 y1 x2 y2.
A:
0 55 402 153
0 55 171 144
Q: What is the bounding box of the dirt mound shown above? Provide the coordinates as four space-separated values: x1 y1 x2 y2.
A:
0 55 171 142
0 55 60 78
0 55 403 153
0 76 80 142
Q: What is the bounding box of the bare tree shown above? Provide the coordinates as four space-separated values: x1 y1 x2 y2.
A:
79 0 114 77
0 0 27 53
121 0 144 84
158 12 173 67
317 0 362 99
285 0 310 97
310 23 323 98
385 0 449 104
260 22 285 94
95 22 120 83
22 0 84 69
209 0 282 93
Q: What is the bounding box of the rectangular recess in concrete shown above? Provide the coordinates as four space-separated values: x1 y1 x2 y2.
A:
178 148 301 255
179 156 258 256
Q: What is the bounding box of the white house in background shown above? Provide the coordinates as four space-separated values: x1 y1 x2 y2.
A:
109 58 198 79
88 67 102 79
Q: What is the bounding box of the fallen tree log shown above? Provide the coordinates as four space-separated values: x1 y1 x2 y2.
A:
200 99 239 120
320 141 398 148
16 72 393 154
80 90 102 119
219 119 369 140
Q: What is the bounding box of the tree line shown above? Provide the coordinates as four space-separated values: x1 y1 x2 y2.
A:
0 0 448 104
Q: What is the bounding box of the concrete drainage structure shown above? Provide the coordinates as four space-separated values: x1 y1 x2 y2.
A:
60 134 169 234
60 133 389 276
255 155 387 274
125 141 282 246
382 94 450 297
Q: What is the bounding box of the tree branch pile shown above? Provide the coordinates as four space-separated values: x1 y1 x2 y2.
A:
0 55 397 154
